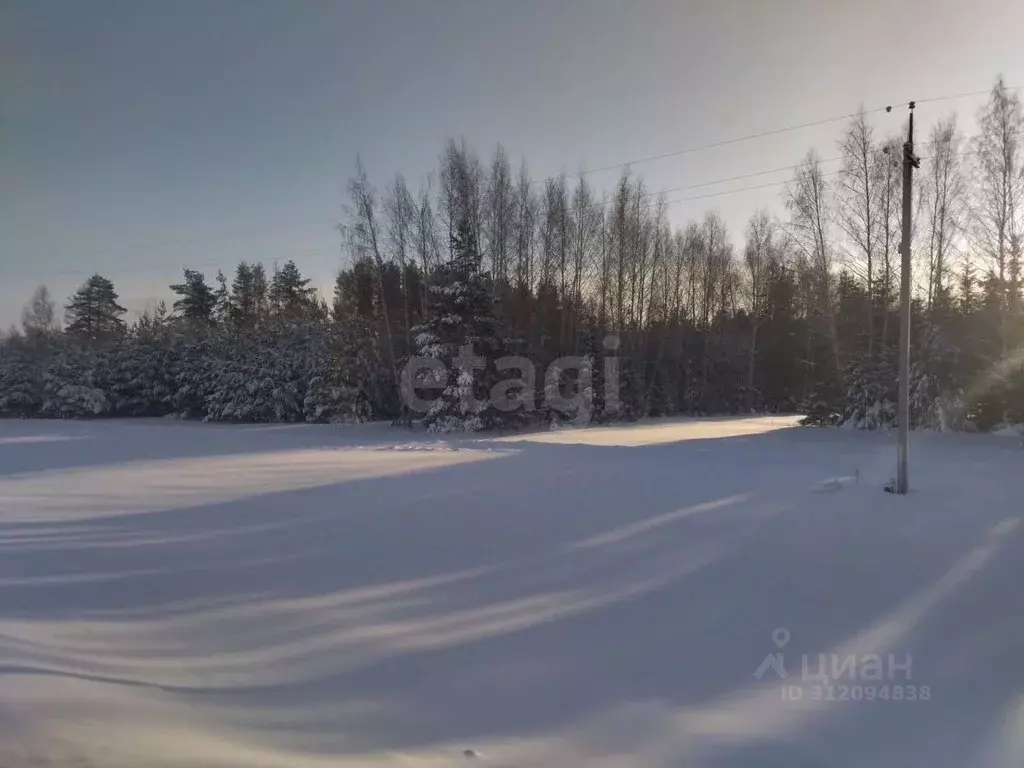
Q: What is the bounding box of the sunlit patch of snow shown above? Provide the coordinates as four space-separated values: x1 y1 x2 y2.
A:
0 446 506 523
0 434 84 445
492 414 802 447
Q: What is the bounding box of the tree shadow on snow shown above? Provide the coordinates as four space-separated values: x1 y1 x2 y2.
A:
0 420 1022 767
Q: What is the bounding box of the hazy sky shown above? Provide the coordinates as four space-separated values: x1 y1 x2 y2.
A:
2 0 1023 327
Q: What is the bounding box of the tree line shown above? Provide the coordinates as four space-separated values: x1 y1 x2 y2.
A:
1 77 1021 430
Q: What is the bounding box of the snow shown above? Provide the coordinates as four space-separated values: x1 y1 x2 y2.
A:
1 416 1022 767
991 423 1024 439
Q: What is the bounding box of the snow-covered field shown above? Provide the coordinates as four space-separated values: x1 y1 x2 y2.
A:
1 416 1022 768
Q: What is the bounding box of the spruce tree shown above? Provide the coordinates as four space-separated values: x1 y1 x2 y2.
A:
38 340 109 418
229 262 264 330
107 307 178 417
410 214 505 431
214 270 230 325
252 263 269 322
0 333 43 416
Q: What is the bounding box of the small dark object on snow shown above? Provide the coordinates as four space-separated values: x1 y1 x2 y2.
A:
463 749 478 759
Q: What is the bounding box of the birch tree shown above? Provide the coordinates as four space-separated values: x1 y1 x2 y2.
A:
921 116 967 309
837 108 879 354
788 151 841 381
743 209 776 405
972 77 1024 350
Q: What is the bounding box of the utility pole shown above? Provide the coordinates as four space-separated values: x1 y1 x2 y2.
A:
896 102 920 494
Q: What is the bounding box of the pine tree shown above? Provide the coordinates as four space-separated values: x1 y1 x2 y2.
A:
170 269 218 323
269 260 315 321
333 257 377 321
333 266 397 417
64 274 127 342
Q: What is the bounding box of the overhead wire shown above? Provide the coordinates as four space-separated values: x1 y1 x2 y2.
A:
2 142 1001 279
3 85 1016 279
532 84 1019 187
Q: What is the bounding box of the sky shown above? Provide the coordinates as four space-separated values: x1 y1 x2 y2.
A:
2 0 1023 328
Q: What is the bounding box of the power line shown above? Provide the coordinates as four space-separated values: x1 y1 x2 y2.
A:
628 130 1019 210
553 105 898 182
653 135 1010 211
643 158 842 199
3 140 1003 280
662 170 844 208
3 85 1015 275
537 83 1019 186
914 86 1020 105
